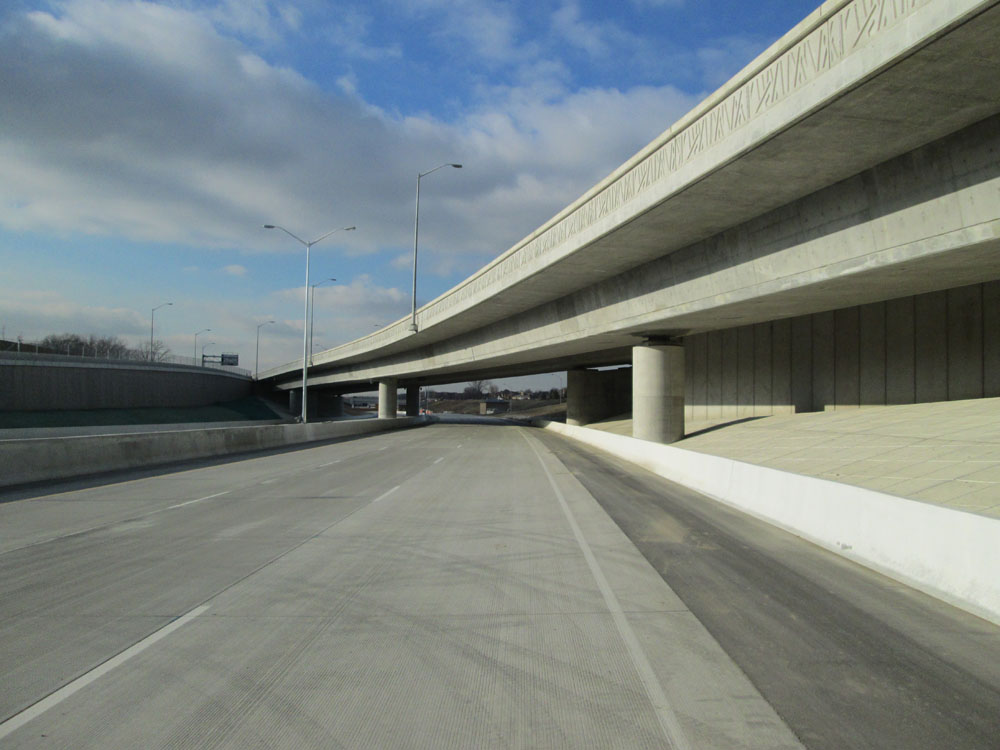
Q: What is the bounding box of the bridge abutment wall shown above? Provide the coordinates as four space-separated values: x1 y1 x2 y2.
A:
0 357 252 412
566 367 631 426
683 279 1000 420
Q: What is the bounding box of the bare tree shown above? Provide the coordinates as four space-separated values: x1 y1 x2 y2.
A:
136 339 172 362
464 379 492 399
40 333 135 358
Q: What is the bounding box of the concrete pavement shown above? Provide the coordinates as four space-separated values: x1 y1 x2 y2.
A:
539 431 1000 750
0 423 801 749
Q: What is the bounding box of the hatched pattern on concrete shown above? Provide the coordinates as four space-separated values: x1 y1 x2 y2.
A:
588 398 1000 519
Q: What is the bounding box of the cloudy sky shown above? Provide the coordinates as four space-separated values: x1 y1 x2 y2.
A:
0 0 816 385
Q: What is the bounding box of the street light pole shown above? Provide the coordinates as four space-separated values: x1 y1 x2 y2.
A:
193 328 210 363
150 302 173 361
309 278 336 365
255 320 275 380
263 224 355 423
410 163 461 332
201 341 215 365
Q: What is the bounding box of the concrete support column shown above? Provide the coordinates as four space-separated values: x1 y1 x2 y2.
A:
405 385 420 417
633 341 685 443
567 369 602 426
328 395 344 418
378 378 398 419
289 389 301 416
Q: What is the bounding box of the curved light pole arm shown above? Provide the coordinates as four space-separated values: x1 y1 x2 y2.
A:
311 226 356 245
262 224 308 246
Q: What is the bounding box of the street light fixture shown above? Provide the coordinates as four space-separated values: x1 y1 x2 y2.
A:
263 224 355 423
255 320 275 380
309 277 336 365
410 163 461 332
193 328 211 363
150 302 173 361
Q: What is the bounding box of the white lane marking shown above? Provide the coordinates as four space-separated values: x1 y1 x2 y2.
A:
167 491 229 510
318 459 342 467
433 457 444 465
378 446 387 451
0 605 211 740
456 443 463 448
372 485 399 503
261 478 280 485
523 435 692 750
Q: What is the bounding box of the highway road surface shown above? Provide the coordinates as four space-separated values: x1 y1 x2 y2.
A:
1 420 997 748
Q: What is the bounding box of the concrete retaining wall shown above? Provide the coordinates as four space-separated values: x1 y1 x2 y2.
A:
0 355 252 411
567 367 632 426
0 417 423 488
536 419 1000 626
685 279 1000 420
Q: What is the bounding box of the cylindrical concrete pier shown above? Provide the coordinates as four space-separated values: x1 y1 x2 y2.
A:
632 343 684 443
378 378 398 419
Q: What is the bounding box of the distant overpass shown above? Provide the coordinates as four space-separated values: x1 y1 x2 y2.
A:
261 0 1000 442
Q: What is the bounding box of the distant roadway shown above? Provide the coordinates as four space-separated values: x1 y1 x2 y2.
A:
1 421 997 748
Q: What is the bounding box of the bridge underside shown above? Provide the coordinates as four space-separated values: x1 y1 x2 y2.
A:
263 1 1000 441
284 114 1000 395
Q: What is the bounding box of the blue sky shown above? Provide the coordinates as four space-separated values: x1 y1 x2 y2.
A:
0 0 817 385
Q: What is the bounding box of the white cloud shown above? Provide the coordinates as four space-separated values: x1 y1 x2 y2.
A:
552 1 613 57
397 0 525 64
0 289 146 340
321 8 402 62
391 253 413 270
272 275 411 348
0 0 700 278
222 264 248 276
696 34 776 89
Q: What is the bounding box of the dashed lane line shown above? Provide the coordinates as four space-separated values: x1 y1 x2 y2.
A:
0 605 211 740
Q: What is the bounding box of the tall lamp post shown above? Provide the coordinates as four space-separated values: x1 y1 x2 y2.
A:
263 224 355 423
193 328 211 364
150 302 173 361
309 277 336 365
410 163 461 332
255 320 275 380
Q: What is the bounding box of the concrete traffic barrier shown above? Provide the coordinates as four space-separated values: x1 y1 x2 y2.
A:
0 417 425 489
535 419 1000 627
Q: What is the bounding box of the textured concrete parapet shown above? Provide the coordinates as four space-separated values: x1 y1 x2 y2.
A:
536 419 1000 626
0 417 425 488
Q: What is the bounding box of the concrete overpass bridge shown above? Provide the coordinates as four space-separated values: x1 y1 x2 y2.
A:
261 0 1000 442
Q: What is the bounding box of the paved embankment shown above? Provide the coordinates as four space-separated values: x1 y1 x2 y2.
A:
0 417 423 489
535 418 1000 627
